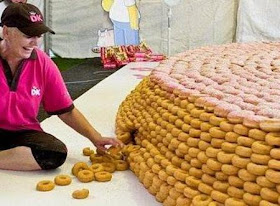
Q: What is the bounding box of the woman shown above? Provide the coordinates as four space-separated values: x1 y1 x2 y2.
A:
0 3 123 171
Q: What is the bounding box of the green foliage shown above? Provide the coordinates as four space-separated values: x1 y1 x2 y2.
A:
52 57 91 71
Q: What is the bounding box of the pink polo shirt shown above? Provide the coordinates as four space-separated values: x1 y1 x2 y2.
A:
0 48 74 131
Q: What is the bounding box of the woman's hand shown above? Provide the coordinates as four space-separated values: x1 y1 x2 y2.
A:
92 136 124 152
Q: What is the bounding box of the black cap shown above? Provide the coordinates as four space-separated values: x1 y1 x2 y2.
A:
1 3 55 36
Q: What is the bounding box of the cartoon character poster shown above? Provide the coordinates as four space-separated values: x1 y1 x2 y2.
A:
102 0 140 46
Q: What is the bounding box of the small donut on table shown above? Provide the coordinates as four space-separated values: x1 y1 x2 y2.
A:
36 180 55 192
72 189 89 199
77 170 95 183
72 162 89 176
54 174 72 186
95 171 112 182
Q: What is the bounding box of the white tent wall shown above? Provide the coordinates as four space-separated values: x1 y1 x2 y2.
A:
139 0 239 55
49 0 107 58
236 0 280 42
48 0 239 58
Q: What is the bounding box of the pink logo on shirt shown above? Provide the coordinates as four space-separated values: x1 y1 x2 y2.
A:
29 12 43 22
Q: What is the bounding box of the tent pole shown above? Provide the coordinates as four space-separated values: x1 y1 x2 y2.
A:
167 8 171 57
43 0 50 56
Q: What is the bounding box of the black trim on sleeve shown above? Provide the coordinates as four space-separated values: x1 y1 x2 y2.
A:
47 104 75 116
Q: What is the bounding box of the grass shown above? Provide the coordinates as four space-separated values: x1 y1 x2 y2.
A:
52 57 92 71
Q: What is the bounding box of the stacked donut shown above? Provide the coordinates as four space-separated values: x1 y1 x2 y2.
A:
116 42 280 206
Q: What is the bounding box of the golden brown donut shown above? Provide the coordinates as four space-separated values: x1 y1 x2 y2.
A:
185 176 201 188
210 190 229 204
89 163 104 173
215 172 228 182
233 124 249 136
188 147 200 158
250 153 271 165
72 189 89 199
190 158 203 169
209 116 225 126
243 193 262 206
189 128 201 138
235 146 252 158
169 187 181 199
176 195 191 206
260 187 279 203
220 121 234 132
158 170 168 182
206 147 221 158
247 162 268 176
228 176 244 188
267 155 280 173
211 138 225 148
256 176 276 188
115 160 129 171
248 128 266 141
94 171 112 182
231 155 250 169
202 164 215 176
227 186 244 199
251 141 272 155
206 158 222 171
190 118 203 129
221 142 237 153
151 163 161 174
192 194 212 206
82 147 95 156
173 169 188 182
198 140 211 151
166 175 177 186
243 181 261 195
270 148 280 160
209 127 226 139
238 169 256 182
183 186 200 199
72 162 89 177
259 119 280 132
237 136 254 147
181 161 191 171
89 154 103 163
200 122 213 132
101 162 116 173
54 174 72 186
224 197 247 206
221 164 239 176
36 180 55 192
225 132 239 143
77 170 94 183
199 112 213 122
259 200 279 206
197 151 208 164
213 181 229 193
187 137 200 147
198 183 213 195
266 169 280 184
266 132 280 146
189 167 203 179
217 151 234 164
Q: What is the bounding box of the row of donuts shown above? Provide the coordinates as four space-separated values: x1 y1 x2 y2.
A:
115 77 280 205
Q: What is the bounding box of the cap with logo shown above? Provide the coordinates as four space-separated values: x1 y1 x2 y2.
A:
1 3 55 37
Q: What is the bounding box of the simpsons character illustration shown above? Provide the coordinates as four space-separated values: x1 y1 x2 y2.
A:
102 0 140 46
